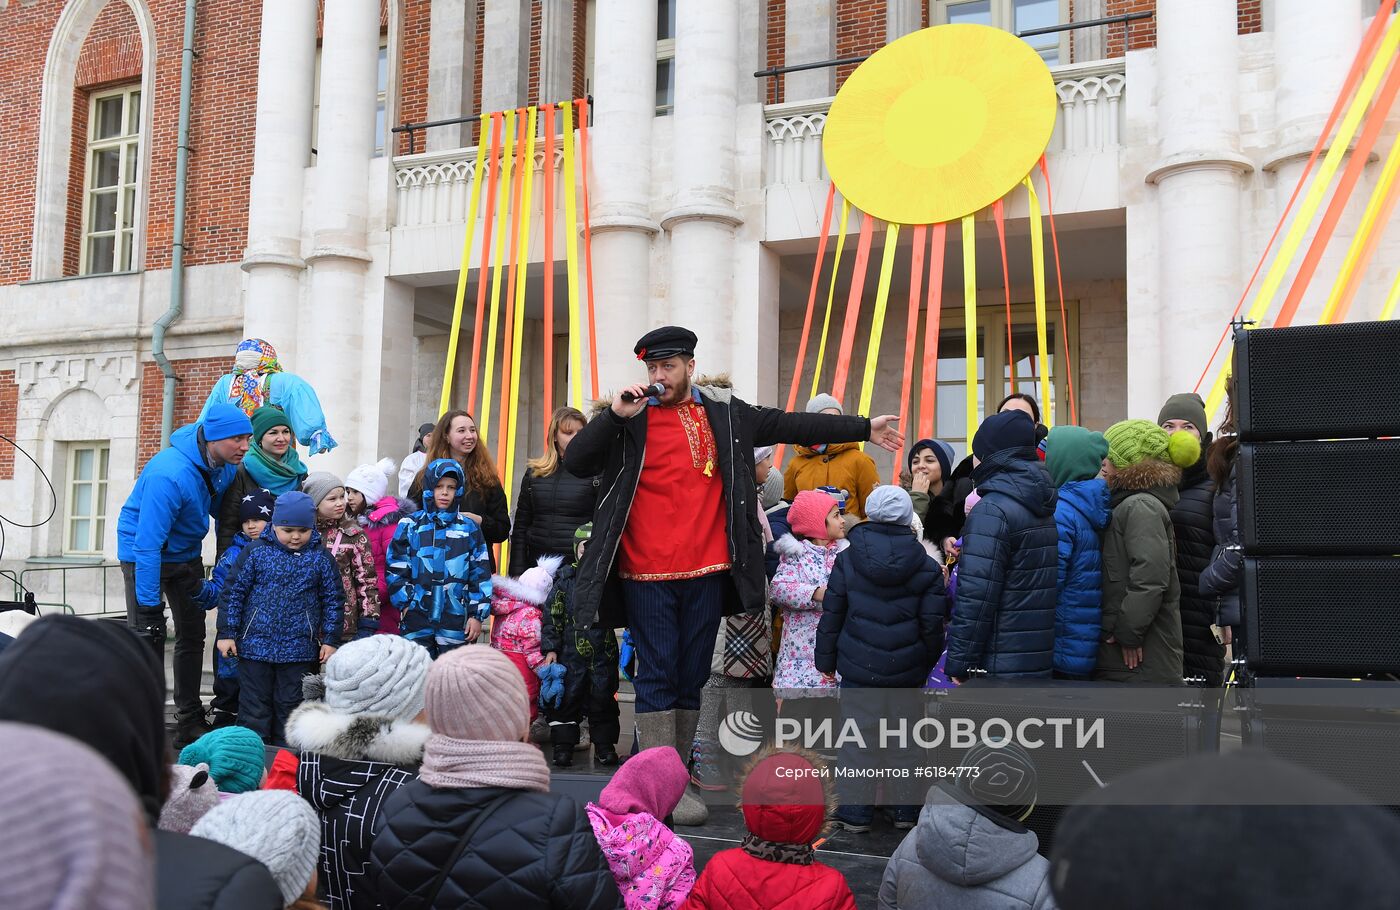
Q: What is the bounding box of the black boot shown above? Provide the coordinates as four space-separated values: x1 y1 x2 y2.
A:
594 744 620 767
552 744 574 768
174 713 212 750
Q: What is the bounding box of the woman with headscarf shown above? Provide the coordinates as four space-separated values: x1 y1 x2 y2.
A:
216 405 308 554
200 338 338 456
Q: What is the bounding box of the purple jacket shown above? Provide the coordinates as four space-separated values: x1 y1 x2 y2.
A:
586 804 696 909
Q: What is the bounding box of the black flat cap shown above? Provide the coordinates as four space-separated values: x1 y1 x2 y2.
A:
634 325 698 361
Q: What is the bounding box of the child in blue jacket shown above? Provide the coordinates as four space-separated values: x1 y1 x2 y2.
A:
217 491 342 744
386 458 493 658
1044 426 1112 680
199 486 275 727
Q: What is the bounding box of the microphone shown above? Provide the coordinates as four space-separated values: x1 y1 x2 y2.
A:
621 382 666 403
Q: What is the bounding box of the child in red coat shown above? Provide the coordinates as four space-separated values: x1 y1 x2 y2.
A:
681 748 857 910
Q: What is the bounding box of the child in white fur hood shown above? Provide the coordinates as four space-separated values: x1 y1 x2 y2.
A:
491 554 563 723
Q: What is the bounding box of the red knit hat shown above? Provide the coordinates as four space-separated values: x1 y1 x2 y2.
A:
788 490 838 540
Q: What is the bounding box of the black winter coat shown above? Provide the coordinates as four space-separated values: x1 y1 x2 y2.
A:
925 456 978 547
944 449 1058 679
814 521 946 686
155 830 283 910
369 780 621 910
1172 456 1226 686
509 468 601 576
564 385 871 627
764 503 792 581
1198 460 1243 629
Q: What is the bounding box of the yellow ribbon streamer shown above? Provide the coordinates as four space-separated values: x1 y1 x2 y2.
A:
1322 123 1400 324
857 222 901 447
480 108 516 440
1023 177 1053 425
1205 12 1400 415
1381 270 1400 321
811 200 852 398
561 101 583 409
439 116 489 416
963 215 978 440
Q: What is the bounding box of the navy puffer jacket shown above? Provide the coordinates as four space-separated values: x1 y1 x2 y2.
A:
1052 478 1111 678
814 521 945 687
944 449 1058 679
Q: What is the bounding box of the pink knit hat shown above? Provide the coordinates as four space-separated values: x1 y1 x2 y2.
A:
424 646 528 743
596 747 689 819
788 490 838 540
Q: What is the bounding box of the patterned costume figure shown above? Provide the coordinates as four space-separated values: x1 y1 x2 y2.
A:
542 524 621 767
199 338 338 455
385 459 493 657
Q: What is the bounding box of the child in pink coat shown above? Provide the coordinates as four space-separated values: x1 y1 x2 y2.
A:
586 746 697 909
346 458 416 635
490 555 562 721
770 490 848 699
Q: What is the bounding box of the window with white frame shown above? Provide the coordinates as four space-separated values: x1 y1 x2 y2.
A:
81 85 141 275
65 443 110 555
656 0 676 115
936 0 1065 65
311 36 390 161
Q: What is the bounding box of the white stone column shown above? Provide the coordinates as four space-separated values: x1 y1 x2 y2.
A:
785 0 836 100
538 0 575 104
1267 0 1361 324
887 0 920 41
481 0 531 112
1142 0 1251 408
665 0 744 377
301 0 379 472
241 0 318 365
427 0 478 151
1075 0 1106 62
589 0 659 392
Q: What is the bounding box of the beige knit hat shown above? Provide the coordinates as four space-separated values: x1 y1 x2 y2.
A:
425 645 528 743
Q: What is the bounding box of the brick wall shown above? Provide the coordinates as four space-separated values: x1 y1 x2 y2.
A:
528 0 542 104
573 0 587 99
1104 2 1264 57
136 357 234 468
836 0 884 87
472 0 485 143
1238 0 1263 35
399 0 432 154
766 0 785 104
0 4 61 284
0 371 17 481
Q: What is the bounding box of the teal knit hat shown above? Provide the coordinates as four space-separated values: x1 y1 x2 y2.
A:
1045 426 1109 487
1104 419 1201 471
178 727 266 794
250 405 292 447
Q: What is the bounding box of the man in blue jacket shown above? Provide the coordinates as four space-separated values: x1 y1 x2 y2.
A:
118 402 252 746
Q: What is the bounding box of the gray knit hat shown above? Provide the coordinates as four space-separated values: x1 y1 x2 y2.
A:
301 471 344 508
320 635 434 720
191 791 320 906
806 393 843 414
865 485 914 525
158 762 220 834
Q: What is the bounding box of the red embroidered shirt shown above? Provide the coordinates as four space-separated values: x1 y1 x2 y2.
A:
619 398 731 581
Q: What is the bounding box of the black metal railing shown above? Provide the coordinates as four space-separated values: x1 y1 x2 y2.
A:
393 96 594 155
753 11 1154 79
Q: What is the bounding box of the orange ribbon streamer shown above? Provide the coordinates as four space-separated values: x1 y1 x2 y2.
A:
993 198 1015 387
831 213 876 405
919 223 947 440
1275 52 1400 328
577 99 600 400
1037 157 1077 426
776 183 837 471
542 104 557 433
468 113 503 413
896 224 928 483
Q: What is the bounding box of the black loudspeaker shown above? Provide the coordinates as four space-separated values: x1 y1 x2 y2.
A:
1238 440 1400 555
1243 556 1400 677
1235 320 1400 441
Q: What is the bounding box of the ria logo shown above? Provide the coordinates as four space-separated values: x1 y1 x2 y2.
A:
717 710 765 757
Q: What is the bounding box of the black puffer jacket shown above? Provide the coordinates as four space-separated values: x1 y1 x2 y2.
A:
944 449 1058 679
508 468 600 576
1172 456 1225 686
1198 460 1243 629
814 521 945 686
564 384 870 628
370 780 621 909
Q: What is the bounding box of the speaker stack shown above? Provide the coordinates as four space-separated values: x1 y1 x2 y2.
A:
1233 321 1400 804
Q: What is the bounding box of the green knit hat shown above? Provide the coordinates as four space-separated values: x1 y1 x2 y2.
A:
250 405 292 447
1045 425 1109 486
1104 419 1201 470
178 726 266 794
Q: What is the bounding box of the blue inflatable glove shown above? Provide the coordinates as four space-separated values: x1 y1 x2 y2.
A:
536 662 566 710
619 628 636 683
308 428 338 456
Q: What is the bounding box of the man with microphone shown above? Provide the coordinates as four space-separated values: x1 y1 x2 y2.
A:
565 326 903 823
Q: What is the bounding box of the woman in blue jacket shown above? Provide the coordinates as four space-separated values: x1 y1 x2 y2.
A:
1044 426 1112 679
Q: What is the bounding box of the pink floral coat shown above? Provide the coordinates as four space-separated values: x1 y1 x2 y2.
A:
586 804 697 910
490 578 546 670
769 534 846 696
318 516 381 640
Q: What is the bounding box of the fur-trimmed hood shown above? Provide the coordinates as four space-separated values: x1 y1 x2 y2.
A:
284 699 429 765
1110 458 1182 495
366 495 417 530
772 533 848 559
737 746 838 846
490 554 564 608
